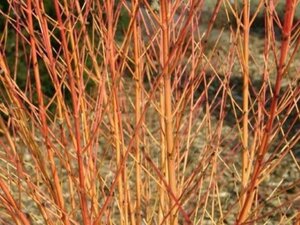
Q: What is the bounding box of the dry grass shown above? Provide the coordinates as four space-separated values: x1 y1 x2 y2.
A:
0 0 299 224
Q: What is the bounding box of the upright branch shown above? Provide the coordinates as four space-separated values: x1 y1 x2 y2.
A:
236 0 297 223
160 1 178 225
53 1 90 224
131 0 143 224
241 0 250 207
106 1 128 225
26 1 70 224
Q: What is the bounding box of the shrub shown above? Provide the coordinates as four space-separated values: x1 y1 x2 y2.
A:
0 0 299 224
